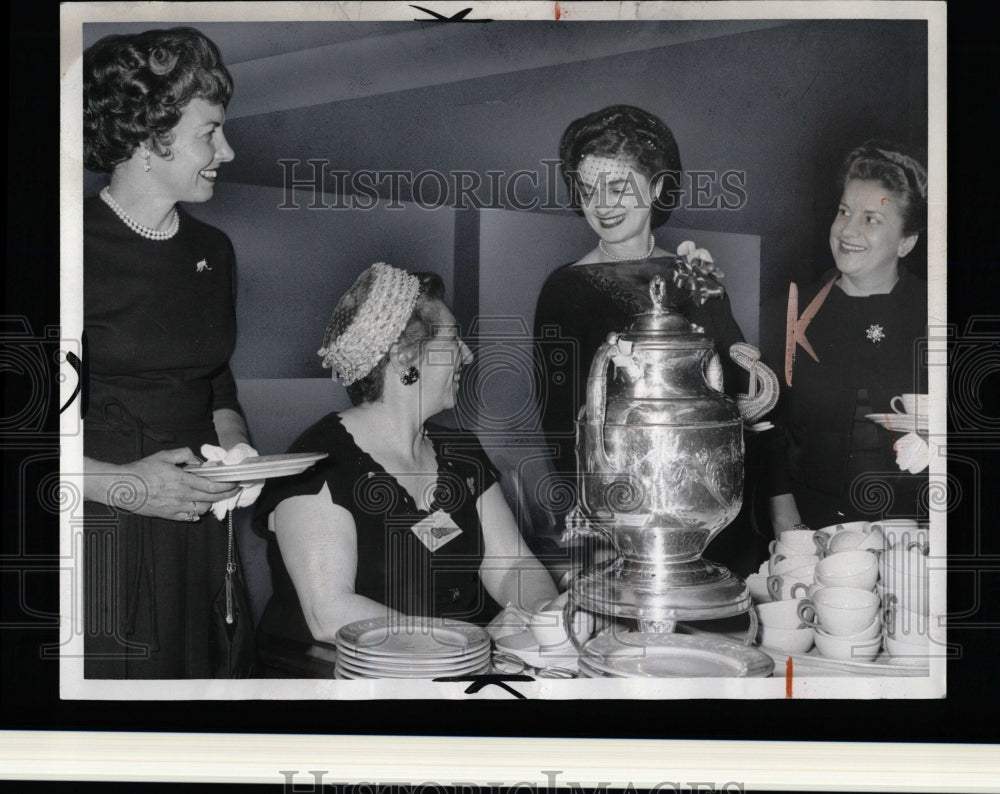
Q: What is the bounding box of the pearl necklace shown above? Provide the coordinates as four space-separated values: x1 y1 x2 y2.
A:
99 187 179 241
599 234 655 262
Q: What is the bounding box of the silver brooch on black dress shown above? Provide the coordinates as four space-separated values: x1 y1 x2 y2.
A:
866 324 886 344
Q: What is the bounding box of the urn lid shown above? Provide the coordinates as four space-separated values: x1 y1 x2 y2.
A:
626 275 710 344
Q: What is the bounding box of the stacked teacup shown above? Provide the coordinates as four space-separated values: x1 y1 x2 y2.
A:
798 522 884 662
752 528 820 654
875 520 931 665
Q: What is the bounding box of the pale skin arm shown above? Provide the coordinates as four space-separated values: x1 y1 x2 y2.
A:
769 492 805 537
83 451 239 521
81 408 251 520
212 407 251 450
477 482 559 613
271 483 402 644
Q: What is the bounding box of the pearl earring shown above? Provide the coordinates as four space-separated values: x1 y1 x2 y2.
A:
141 148 151 173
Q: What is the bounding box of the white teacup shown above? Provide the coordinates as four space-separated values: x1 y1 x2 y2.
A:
872 520 921 550
777 529 819 555
884 634 930 666
891 393 929 416
759 625 815 654
756 598 814 629
826 531 868 554
816 550 879 591
767 574 812 602
881 578 930 618
746 573 772 603
528 606 571 649
813 521 871 555
880 543 930 580
814 631 882 662
799 586 880 635
816 616 881 642
767 540 798 559
883 598 930 637
770 554 819 578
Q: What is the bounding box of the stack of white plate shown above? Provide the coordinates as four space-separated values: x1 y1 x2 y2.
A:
576 632 774 678
334 617 491 679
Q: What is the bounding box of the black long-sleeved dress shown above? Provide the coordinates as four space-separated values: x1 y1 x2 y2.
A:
82 195 253 679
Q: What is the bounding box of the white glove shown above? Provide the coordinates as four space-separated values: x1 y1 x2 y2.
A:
200 443 265 519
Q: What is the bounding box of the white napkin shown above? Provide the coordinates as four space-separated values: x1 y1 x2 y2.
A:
199 442 265 519
893 432 930 474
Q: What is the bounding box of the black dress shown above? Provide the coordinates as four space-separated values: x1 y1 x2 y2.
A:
767 268 929 528
533 257 764 574
252 414 503 667
82 195 252 679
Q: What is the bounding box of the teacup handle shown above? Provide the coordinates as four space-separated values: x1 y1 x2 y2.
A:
907 540 930 555
790 582 810 599
773 553 787 565
797 598 820 629
883 603 896 636
813 534 829 556
891 396 906 413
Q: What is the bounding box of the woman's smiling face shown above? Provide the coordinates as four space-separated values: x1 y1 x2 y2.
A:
830 178 917 283
148 97 235 204
575 154 660 246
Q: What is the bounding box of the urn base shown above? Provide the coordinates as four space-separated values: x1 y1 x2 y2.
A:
571 555 751 622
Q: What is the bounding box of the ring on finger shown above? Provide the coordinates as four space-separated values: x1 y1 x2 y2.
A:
186 511 199 522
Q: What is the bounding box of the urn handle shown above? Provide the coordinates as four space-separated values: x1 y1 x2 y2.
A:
583 333 618 472
730 342 780 424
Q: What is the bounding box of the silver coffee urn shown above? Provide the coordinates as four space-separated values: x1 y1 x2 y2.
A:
567 275 779 676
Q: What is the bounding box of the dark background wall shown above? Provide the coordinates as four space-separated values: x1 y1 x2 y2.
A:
84 18 928 380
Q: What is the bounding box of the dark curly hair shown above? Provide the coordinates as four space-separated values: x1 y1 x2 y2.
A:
83 27 233 173
559 105 683 229
838 140 928 237
339 272 448 406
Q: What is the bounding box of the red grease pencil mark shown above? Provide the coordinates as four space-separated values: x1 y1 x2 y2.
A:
554 2 562 20
785 657 794 697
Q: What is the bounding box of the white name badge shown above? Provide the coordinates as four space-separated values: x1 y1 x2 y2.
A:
410 509 463 552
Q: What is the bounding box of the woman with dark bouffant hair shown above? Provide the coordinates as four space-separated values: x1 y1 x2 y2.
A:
768 141 929 533
82 27 260 679
532 105 753 568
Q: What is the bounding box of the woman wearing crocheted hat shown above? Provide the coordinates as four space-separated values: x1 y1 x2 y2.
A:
253 263 564 674
81 27 259 679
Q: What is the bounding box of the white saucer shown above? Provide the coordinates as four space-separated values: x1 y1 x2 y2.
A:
494 630 579 671
865 413 928 434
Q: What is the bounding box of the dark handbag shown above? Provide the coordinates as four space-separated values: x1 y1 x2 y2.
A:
208 512 257 678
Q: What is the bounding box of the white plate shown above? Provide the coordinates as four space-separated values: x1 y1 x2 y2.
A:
865 413 928 434
336 617 490 659
185 452 328 481
761 646 929 677
337 644 490 666
335 653 489 679
582 632 774 678
493 630 579 671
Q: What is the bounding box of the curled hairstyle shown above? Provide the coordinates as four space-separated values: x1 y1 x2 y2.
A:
83 27 233 173
838 140 928 237
559 105 683 229
334 272 447 406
